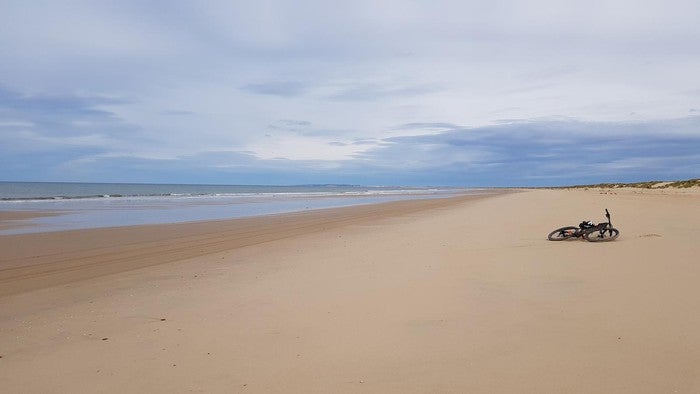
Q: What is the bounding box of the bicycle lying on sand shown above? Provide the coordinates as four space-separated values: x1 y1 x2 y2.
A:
547 209 620 242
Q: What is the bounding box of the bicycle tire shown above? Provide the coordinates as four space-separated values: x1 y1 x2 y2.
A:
584 228 619 242
548 226 578 241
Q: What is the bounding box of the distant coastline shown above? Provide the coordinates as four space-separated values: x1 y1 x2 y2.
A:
555 178 700 189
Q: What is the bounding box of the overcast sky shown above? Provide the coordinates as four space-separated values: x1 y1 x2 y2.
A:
1 0 699 186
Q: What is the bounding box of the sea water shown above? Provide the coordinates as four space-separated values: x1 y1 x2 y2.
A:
0 182 482 234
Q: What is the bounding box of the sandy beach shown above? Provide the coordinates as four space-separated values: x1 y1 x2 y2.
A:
1 188 699 393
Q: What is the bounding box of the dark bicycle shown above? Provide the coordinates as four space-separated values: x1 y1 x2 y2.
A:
547 209 620 242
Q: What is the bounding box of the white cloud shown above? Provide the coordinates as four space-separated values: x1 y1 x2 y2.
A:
244 134 376 161
1 0 699 184
16 130 115 148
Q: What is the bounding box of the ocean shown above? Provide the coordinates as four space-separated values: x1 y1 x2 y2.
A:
0 182 481 234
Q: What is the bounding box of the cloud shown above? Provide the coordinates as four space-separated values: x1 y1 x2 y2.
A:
2 77 698 185
353 117 700 185
240 81 310 97
327 82 439 101
10 115 693 187
0 86 136 155
267 119 313 133
266 119 354 138
399 123 461 130
0 85 126 120
1 1 699 185
276 119 311 127
162 110 196 116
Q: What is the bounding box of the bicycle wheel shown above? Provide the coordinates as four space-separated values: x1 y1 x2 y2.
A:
548 226 578 241
584 228 619 242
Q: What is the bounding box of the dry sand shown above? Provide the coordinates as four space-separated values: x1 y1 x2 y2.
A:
1 189 699 393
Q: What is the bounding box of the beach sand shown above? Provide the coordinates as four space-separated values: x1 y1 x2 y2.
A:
1 189 699 393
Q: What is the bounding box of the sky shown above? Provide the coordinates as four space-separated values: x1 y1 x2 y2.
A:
1 0 699 186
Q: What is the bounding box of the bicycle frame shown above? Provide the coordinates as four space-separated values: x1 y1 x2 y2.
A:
590 208 613 237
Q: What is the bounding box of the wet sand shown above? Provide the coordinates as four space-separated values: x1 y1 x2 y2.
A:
0 211 61 232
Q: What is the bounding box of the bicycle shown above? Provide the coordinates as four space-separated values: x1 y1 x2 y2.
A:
547 209 620 242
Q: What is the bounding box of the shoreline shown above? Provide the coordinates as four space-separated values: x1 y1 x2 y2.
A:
0 188 491 235
0 192 503 297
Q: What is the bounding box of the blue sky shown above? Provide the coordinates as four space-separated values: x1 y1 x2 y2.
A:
1 0 699 186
